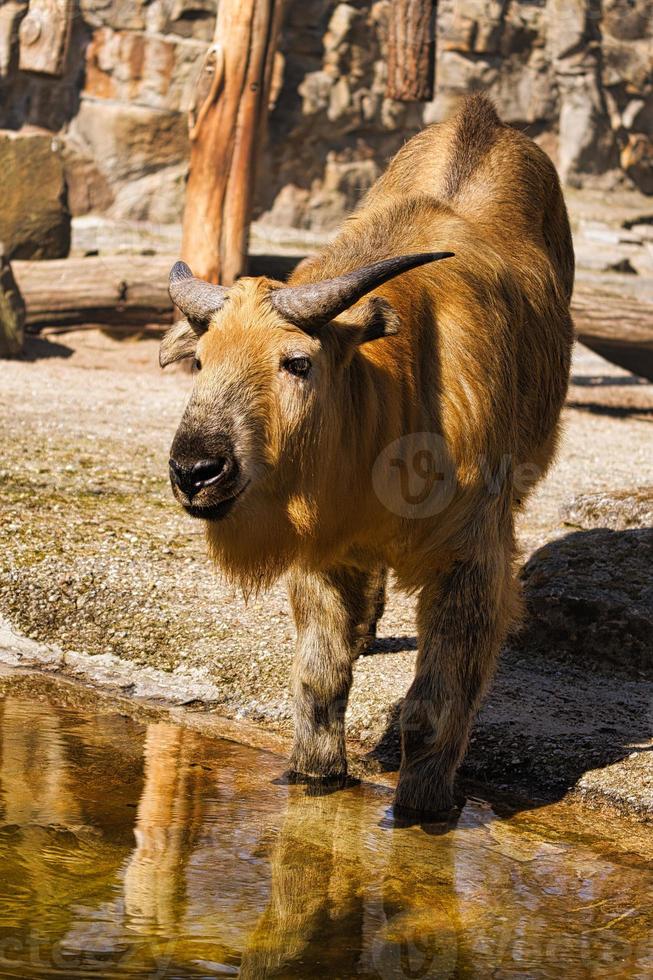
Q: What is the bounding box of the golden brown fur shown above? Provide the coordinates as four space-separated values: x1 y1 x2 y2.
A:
162 94 574 815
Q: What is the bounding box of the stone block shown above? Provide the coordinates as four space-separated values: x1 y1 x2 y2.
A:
109 164 187 224
69 97 189 183
602 0 653 43
557 71 618 183
80 0 147 32
145 0 217 42
63 137 114 216
84 26 206 113
0 128 70 259
0 1 27 78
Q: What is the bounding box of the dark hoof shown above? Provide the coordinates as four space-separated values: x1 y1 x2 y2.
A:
283 768 347 785
276 769 357 796
388 800 461 831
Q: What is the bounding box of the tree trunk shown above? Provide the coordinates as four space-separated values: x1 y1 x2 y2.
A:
180 0 284 287
386 0 436 102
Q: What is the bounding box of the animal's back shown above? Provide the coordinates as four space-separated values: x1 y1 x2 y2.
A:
371 94 574 303
293 94 574 485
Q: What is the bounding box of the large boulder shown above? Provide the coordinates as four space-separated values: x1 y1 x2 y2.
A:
518 526 653 676
560 487 653 532
0 128 70 259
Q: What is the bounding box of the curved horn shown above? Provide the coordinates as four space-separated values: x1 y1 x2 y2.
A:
271 251 454 330
168 260 230 323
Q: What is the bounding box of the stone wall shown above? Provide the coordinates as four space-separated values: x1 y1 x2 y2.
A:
0 0 651 251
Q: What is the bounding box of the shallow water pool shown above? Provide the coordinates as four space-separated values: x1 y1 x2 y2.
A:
0 684 651 979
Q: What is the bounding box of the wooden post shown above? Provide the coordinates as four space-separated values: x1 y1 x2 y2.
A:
386 0 437 102
180 0 284 287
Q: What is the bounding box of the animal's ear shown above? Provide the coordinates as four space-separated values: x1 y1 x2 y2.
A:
159 319 203 368
348 296 400 345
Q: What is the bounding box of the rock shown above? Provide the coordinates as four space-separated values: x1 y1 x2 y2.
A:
260 154 379 232
547 0 618 184
69 98 189 183
84 27 207 113
322 154 379 208
0 128 70 259
518 528 653 675
3 0 653 234
299 71 333 117
0 1 26 78
602 0 653 44
0 246 25 357
145 0 217 42
560 487 653 532
621 135 653 196
63 138 114 217
324 3 360 54
80 0 147 32
109 164 188 224
603 257 638 275
557 85 617 187
257 183 312 230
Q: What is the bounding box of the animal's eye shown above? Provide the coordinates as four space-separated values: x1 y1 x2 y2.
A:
193 357 202 372
283 356 311 378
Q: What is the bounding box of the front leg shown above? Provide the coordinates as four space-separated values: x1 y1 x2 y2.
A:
396 551 518 816
287 565 381 780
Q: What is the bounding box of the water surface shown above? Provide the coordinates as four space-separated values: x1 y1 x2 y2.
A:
0 687 651 978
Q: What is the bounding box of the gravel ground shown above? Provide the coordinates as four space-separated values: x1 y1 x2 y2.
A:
0 327 651 819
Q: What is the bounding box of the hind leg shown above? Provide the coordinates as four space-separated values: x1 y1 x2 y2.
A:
356 565 387 655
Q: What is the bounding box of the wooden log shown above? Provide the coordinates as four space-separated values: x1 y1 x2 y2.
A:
10 255 653 383
11 253 306 329
386 0 436 102
12 255 174 329
572 283 653 381
180 0 284 287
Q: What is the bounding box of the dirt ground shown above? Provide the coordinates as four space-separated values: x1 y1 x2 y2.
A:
0 324 651 821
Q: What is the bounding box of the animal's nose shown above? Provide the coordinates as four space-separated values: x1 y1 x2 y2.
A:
169 456 233 499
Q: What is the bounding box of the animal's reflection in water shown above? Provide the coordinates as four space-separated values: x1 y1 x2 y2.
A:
123 722 205 931
107 720 653 979
121 720 462 977
238 785 462 979
1 701 651 978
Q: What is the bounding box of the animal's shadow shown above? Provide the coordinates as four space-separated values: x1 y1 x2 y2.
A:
21 335 74 361
366 527 653 815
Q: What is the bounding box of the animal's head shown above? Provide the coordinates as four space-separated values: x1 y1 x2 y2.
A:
160 252 452 584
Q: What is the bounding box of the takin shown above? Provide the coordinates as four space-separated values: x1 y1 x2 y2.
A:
160 94 574 817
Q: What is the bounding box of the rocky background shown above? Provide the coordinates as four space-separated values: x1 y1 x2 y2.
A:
0 0 651 259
